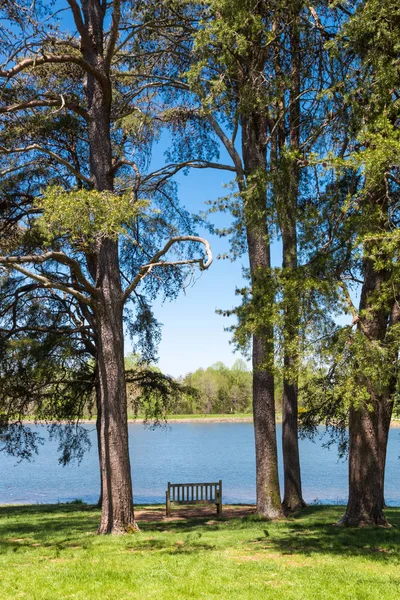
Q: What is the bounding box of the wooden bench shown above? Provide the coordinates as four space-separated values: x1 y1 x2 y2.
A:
165 480 223 517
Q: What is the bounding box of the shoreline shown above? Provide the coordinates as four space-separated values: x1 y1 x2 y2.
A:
19 415 400 426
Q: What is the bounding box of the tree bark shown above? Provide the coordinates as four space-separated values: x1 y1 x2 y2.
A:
338 198 397 527
242 112 283 519
338 400 392 527
95 241 135 533
281 7 305 512
80 0 135 532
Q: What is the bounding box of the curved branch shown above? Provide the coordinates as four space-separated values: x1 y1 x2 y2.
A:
0 97 89 120
0 144 92 186
0 251 98 297
142 160 236 185
122 235 212 303
206 113 244 182
0 54 108 88
0 262 93 306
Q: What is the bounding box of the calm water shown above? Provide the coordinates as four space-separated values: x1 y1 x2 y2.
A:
1 423 399 506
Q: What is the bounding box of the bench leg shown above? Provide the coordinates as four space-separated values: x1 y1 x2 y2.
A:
166 492 171 517
217 502 222 517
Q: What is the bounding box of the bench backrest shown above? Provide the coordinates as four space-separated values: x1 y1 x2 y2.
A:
167 480 222 504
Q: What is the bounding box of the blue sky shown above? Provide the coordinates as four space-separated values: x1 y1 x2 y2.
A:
125 142 245 377
125 138 283 378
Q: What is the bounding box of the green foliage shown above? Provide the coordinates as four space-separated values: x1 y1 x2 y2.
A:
0 330 94 462
172 360 253 414
35 187 149 247
125 358 197 425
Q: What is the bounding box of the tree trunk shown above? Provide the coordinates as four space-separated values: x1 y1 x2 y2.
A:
95 368 103 508
338 199 396 526
81 0 135 532
338 401 391 526
252 332 283 517
281 9 304 511
281 186 304 510
95 242 135 533
242 112 283 519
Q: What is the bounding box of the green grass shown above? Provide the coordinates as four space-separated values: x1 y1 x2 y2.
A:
0 504 399 599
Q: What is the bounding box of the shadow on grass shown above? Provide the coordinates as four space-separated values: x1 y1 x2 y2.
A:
1 503 400 563
124 537 217 555
0 503 99 552
247 506 400 562
139 517 223 533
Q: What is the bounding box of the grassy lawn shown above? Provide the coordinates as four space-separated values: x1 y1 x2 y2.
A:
0 504 399 599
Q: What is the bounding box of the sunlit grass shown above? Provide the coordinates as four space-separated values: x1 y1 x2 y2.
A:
0 503 399 599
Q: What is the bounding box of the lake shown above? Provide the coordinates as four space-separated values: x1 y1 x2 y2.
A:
1 422 399 506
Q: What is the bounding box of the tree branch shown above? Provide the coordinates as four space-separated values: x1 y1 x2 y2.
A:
122 236 212 303
0 97 89 120
0 251 98 297
206 113 244 181
65 0 93 51
105 0 121 70
0 54 108 88
142 160 236 185
0 144 92 186
338 281 359 325
0 262 93 306
307 6 333 40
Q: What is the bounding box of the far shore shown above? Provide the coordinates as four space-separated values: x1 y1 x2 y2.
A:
20 415 400 427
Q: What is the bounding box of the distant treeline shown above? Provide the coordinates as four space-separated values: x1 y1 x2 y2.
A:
174 360 253 414
125 357 288 415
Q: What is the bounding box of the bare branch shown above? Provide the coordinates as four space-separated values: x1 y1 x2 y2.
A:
0 160 37 177
65 0 93 50
0 262 93 306
122 236 212 303
206 113 244 181
142 160 236 185
0 54 108 88
0 251 98 297
307 6 333 40
0 144 92 186
0 97 89 120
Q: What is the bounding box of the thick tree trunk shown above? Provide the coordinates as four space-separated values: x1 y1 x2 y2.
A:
338 401 391 527
80 0 135 533
252 332 283 517
95 242 135 533
339 202 397 527
242 112 283 519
